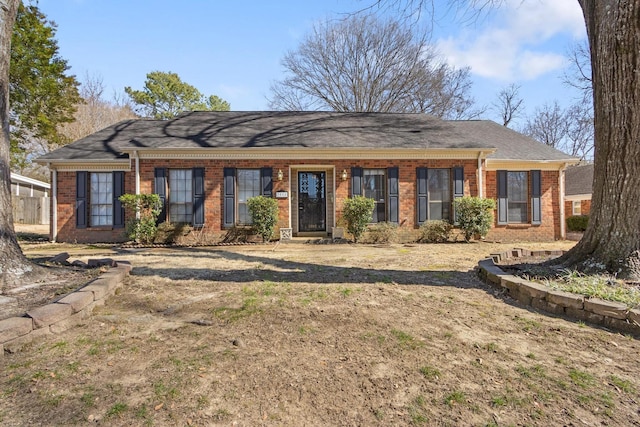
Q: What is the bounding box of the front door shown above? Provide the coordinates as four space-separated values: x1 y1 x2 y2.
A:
298 171 326 232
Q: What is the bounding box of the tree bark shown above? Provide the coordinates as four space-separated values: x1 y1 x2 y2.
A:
561 0 640 276
0 0 36 292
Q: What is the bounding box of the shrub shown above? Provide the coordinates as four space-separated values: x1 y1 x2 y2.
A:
247 195 279 242
419 220 453 243
566 215 589 232
342 196 375 242
118 194 162 244
366 222 398 243
453 197 496 242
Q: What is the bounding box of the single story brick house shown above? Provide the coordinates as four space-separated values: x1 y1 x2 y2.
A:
36 111 578 243
564 163 593 216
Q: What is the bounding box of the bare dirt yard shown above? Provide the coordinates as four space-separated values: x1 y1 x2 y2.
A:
2 238 639 426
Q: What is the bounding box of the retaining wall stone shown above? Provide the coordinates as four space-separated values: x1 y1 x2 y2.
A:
477 251 639 336
1 262 130 356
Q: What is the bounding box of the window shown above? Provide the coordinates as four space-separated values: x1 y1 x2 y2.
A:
417 167 463 225
76 171 124 229
237 169 261 224
363 169 386 222
427 169 451 221
90 173 113 226
507 172 528 223
496 170 541 225
154 168 205 227
572 200 582 215
169 169 193 223
223 167 272 228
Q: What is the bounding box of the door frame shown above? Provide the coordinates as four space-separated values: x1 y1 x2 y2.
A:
289 165 336 236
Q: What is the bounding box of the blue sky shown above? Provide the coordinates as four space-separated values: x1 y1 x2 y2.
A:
38 0 587 127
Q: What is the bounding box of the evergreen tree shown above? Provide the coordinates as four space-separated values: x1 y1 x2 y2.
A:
9 2 80 171
125 71 230 119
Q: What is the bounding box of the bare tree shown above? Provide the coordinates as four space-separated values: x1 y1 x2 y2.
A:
521 101 568 149
59 73 137 142
521 101 593 161
493 83 524 127
268 15 478 118
564 103 594 161
563 40 592 104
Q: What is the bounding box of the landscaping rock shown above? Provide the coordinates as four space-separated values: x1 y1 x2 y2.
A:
584 298 628 320
547 290 584 310
49 252 70 264
87 258 117 268
27 303 73 329
57 291 95 313
0 317 33 342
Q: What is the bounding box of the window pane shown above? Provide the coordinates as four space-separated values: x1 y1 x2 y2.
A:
573 201 581 215
90 172 113 226
507 172 528 223
237 169 261 224
427 169 451 220
169 169 193 223
364 169 385 223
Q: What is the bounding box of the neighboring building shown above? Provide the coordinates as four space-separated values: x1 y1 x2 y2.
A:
564 163 593 216
10 172 50 225
11 172 50 198
35 111 578 243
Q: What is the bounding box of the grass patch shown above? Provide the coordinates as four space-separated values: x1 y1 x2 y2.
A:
609 375 635 393
408 395 429 424
391 329 423 350
419 365 440 380
544 270 640 308
444 390 466 407
106 402 128 418
569 368 595 389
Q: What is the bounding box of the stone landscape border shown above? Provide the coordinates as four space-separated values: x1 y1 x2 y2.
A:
478 249 640 336
0 261 131 355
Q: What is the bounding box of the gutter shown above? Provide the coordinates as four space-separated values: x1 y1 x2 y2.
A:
50 164 57 243
133 150 140 219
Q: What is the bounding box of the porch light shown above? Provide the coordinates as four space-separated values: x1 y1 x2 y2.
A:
341 169 348 181
277 169 284 181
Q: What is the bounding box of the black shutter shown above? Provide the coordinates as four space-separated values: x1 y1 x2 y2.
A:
193 167 205 227
261 167 273 197
531 170 542 225
452 166 464 225
223 168 236 228
416 167 428 225
387 167 399 223
351 167 363 197
113 171 125 228
154 168 167 223
497 170 508 225
76 171 87 229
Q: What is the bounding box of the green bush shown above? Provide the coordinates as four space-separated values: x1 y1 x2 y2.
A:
247 195 279 242
419 220 453 243
366 221 398 243
118 194 162 244
342 196 375 242
453 197 496 242
566 215 589 232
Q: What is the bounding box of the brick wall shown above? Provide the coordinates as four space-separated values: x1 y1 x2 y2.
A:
53 159 563 243
485 170 562 242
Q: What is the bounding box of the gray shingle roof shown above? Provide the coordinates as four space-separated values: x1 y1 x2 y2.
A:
36 111 577 162
565 163 594 196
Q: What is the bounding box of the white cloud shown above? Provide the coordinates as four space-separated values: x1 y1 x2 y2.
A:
437 0 585 82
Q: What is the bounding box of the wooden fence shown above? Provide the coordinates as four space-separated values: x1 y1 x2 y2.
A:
12 196 50 224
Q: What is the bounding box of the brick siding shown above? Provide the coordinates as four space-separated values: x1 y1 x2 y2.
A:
53 159 564 243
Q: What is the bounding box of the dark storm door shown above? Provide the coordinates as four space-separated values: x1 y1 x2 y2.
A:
298 171 326 232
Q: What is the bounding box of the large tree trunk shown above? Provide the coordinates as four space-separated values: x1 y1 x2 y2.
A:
0 0 36 292
561 0 640 276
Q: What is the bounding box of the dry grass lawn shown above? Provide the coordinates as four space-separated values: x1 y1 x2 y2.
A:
2 239 639 426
